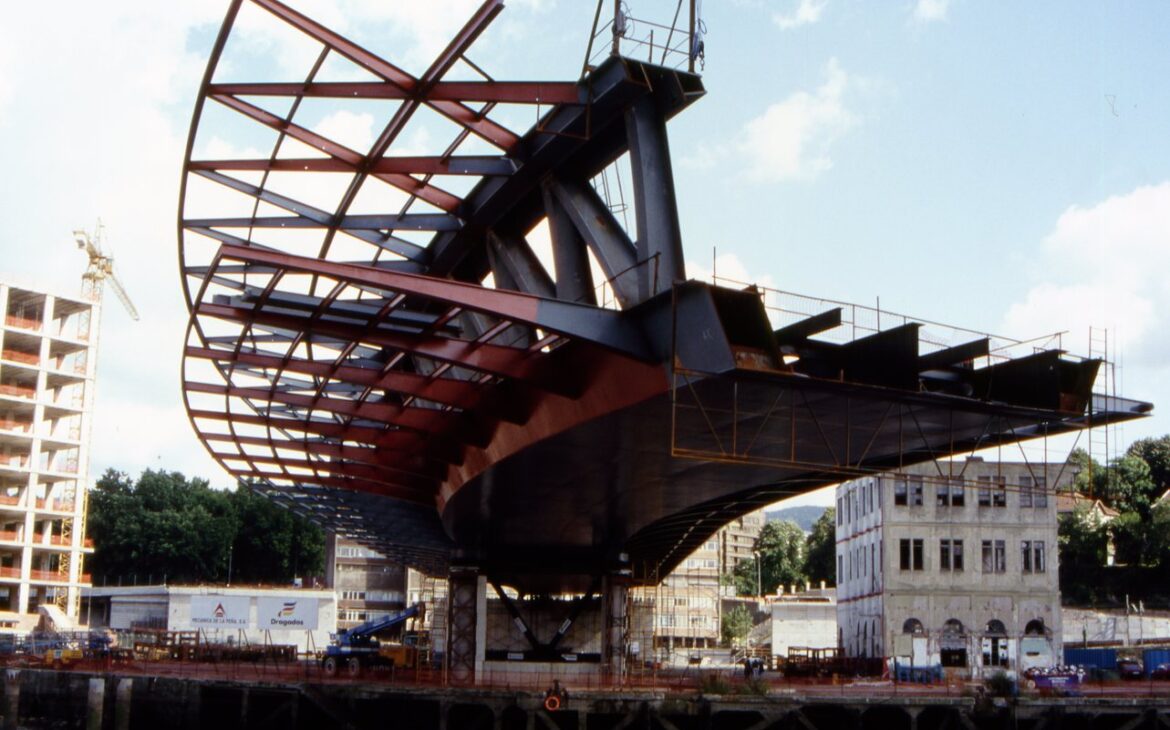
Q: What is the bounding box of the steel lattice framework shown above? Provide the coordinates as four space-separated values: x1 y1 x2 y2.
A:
179 0 1150 591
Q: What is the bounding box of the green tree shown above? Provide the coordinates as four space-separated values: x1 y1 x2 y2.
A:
720 604 752 647
87 469 324 585
1127 436 1170 493
804 508 836 587
228 487 324 583
733 520 807 596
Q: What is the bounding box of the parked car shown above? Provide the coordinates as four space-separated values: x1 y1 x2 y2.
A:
1151 663 1170 680
1116 659 1144 680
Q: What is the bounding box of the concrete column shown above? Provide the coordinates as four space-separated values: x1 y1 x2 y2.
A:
86 677 104 730
114 678 132 730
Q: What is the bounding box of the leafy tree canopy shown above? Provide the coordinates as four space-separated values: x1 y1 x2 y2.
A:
88 469 324 586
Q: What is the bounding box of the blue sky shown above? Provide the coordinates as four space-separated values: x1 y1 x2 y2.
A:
0 0 1167 510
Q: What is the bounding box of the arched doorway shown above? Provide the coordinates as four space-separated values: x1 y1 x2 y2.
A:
982 619 1009 668
940 619 967 667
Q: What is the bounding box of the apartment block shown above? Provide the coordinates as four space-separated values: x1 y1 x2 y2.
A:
0 282 95 619
835 458 1069 677
324 533 407 630
632 507 768 650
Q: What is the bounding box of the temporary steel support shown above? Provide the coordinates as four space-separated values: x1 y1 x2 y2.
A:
624 93 685 299
447 568 484 685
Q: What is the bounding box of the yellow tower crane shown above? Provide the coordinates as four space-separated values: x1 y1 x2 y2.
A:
52 223 139 615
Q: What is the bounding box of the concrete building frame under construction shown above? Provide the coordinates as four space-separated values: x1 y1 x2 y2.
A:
0 281 95 620
177 0 1151 684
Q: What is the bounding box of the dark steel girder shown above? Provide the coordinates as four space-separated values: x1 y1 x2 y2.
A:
211 243 652 359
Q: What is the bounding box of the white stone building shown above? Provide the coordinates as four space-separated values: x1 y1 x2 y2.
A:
835 458 1069 677
770 586 836 659
0 282 96 619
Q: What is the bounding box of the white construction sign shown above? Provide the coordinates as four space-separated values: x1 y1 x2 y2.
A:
190 595 250 627
258 596 319 630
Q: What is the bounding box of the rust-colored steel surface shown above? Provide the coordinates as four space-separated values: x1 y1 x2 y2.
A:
179 0 1149 591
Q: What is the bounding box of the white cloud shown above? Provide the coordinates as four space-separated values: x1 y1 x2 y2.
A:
912 0 951 23
1001 183 1170 436
686 252 777 290
738 58 856 182
773 0 828 30
313 109 376 152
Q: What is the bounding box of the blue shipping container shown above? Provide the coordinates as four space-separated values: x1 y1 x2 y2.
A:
1063 647 1117 670
1143 648 1170 673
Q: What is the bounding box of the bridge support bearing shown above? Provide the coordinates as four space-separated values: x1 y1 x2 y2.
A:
448 568 487 686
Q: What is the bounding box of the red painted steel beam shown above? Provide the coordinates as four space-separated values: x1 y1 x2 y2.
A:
202 432 444 480
215 452 436 495
375 172 461 213
186 346 488 413
250 0 416 91
211 94 363 165
204 96 465 214
190 156 516 176
225 465 432 505
196 301 561 391
186 380 473 441
210 243 648 358
207 81 579 104
428 99 518 150
217 243 538 323
187 408 463 465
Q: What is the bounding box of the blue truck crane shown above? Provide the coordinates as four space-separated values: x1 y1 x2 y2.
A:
322 603 425 677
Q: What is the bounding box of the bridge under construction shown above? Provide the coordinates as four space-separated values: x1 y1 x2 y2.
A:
176 0 1150 687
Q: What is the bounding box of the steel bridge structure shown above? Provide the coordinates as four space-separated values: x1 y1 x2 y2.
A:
178 0 1149 631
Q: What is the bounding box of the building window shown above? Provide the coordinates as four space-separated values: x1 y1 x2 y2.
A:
1034 477 1048 508
951 479 965 507
909 476 924 506
978 475 1006 507
940 539 963 571
900 538 924 571
992 476 1006 506
1019 476 1033 508
837 499 844 524
894 479 907 506
982 539 1006 573
936 479 964 507
1022 540 1046 573
838 554 843 581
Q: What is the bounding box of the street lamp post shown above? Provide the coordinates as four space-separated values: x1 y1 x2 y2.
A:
752 549 762 598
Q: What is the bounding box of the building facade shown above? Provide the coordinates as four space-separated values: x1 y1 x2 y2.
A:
632 508 768 650
324 533 408 631
0 283 95 619
835 458 1069 676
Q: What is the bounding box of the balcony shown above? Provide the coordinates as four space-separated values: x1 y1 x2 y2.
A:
0 566 92 584
0 349 39 367
0 418 32 434
3 315 42 332
0 384 35 401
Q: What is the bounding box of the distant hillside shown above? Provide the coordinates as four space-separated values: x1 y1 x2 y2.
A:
765 505 826 532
